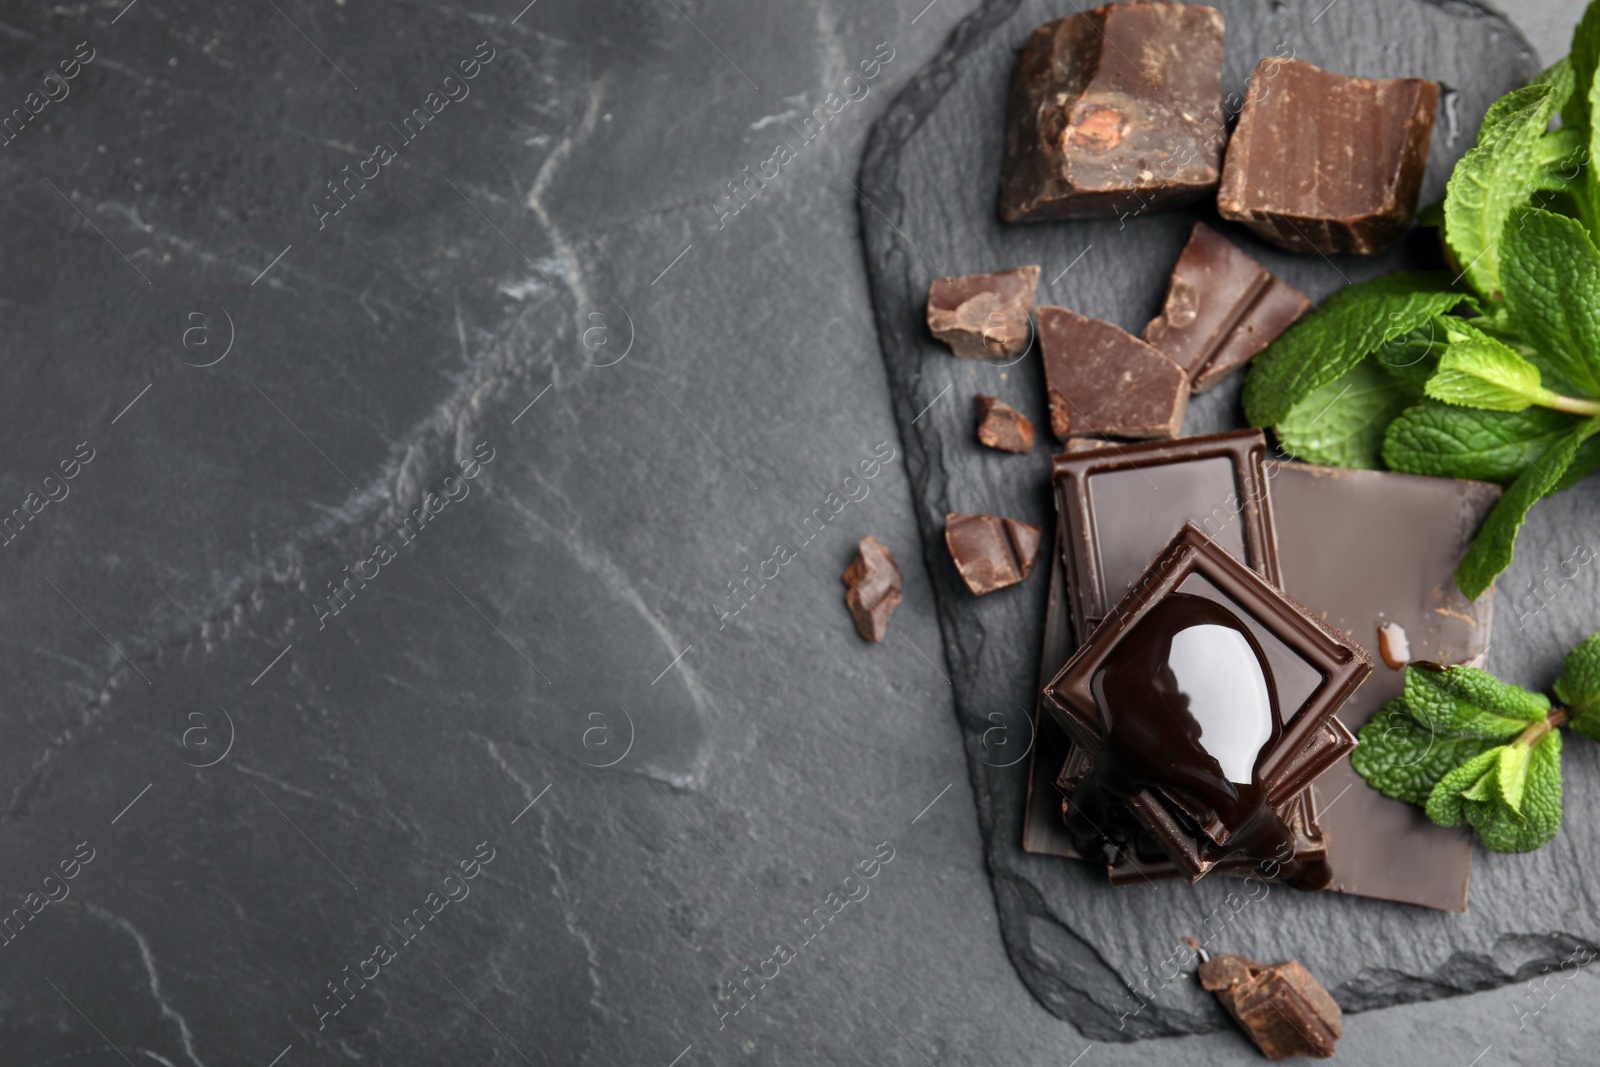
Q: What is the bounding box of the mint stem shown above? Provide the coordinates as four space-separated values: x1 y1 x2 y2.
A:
1543 393 1600 416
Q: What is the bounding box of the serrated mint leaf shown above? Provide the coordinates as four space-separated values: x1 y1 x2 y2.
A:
1501 208 1600 397
1242 273 1467 427
1496 736 1534 814
1476 731 1563 853
1351 701 1502 805
1382 400 1582 483
1275 361 1420 468
1424 336 1552 411
1403 663 1550 737
1445 82 1564 302
1554 432 1600 492
1456 416 1600 598
1425 745 1503 826
1533 127 1588 194
1562 4 1599 130
1372 322 1446 384
1555 631 1600 740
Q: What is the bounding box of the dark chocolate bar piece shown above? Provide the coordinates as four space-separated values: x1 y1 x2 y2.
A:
974 395 1034 453
1044 523 1370 880
926 265 1040 359
999 2 1226 221
945 513 1042 595
1271 462 1499 911
1199 954 1341 1060
1218 58 1439 255
1052 429 1279 642
1142 222 1310 392
842 535 903 643
1038 306 1189 441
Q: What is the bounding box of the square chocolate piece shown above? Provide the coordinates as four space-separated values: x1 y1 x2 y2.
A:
999 2 1226 221
926 265 1040 359
1218 58 1439 255
1052 429 1279 643
1038 306 1189 441
1142 222 1310 392
1043 523 1370 879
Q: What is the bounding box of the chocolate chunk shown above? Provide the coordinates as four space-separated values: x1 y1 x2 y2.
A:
1044 523 1369 880
999 3 1226 221
945 513 1042 595
1218 58 1439 255
1377 621 1410 669
1198 954 1341 1060
1052 429 1279 642
1038 306 1189 440
1271 463 1500 911
842 535 903 643
1142 222 1310 392
927 265 1040 359
974 395 1035 453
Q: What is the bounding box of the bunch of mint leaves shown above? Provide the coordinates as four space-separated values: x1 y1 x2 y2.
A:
1242 2 1600 599
1351 634 1600 852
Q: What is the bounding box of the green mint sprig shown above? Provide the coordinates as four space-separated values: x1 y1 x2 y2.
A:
1351 633 1600 852
1242 1 1600 598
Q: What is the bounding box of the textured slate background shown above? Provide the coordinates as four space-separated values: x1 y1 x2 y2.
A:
0 0 1596 1065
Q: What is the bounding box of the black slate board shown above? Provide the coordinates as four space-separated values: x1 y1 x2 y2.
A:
859 0 1600 1042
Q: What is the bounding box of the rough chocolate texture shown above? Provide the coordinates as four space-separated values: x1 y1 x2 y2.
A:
927 264 1041 358
1143 222 1310 392
999 2 1226 221
1199 955 1342 1060
975 394 1035 453
861 0 1564 1042
1218 58 1440 255
945 513 1042 594
1038 305 1189 440
842 535 904 642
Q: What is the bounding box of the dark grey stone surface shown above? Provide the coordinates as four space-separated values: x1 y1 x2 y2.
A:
0 0 1595 1064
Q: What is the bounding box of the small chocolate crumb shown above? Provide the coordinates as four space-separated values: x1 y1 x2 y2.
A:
975 395 1035 453
1199 953 1341 1060
1378 621 1410 669
945 513 1042 595
842 536 903 642
927 265 1040 359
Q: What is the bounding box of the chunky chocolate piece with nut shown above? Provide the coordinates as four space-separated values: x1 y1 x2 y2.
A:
999 2 1226 221
842 535 903 643
945 513 1042 595
1142 223 1310 392
974 394 1034 453
926 265 1040 359
1218 58 1439 255
1037 306 1189 440
1199 953 1342 1060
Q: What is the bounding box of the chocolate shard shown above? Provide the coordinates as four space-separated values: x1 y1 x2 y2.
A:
1038 306 1189 440
999 2 1226 221
1198 954 1342 1060
974 395 1035 453
842 535 903 642
945 513 1042 595
1218 58 1440 255
1142 222 1310 392
927 265 1040 359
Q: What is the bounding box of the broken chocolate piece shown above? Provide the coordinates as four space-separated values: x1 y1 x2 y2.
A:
1378 621 1410 669
1142 222 1310 392
945 513 1042 595
1037 306 1189 440
1218 58 1440 255
999 2 1226 221
974 395 1035 453
842 535 903 643
1199 953 1342 1060
927 265 1040 359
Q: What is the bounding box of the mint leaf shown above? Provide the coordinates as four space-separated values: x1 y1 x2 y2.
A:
1275 361 1420 468
1425 335 1552 411
1382 400 1582 483
1372 322 1446 384
1555 432 1600 491
1425 745 1504 826
1445 82 1565 302
1533 127 1587 194
1242 273 1468 427
1456 416 1600 598
1476 732 1563 853
1351 701 1502 805
1403 663 1550 737
1562 3 1599 130
1501 208 1600 396
1555 631 1600 740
